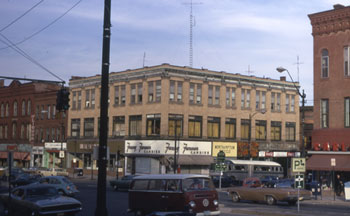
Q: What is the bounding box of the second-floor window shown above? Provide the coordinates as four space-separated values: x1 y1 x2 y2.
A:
188 115 202 138
1 103 4 117
240 119 250 140
12 122 17 139
255 120 266 140
321 99 329 128
271 121 281 141
168 114 183 137
225 118 236 139
71 119 80 138
113 116 125 137
321 49 329 78
147 114 161 136
84 118 94 137
285 122 296 141
129 115 142 137
208 117 220 138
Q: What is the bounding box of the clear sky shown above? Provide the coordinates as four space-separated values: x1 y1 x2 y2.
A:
0 0 348 106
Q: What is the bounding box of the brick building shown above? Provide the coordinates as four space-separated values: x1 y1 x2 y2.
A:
0 80 67 168
67 64 300 175
307 4 350 181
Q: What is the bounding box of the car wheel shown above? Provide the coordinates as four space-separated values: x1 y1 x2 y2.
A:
231 192 240 203
266 195 276 205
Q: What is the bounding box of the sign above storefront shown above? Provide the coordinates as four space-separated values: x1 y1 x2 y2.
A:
44 142 67 150
212 142 237 157
259 151 301 158
125 140 211 156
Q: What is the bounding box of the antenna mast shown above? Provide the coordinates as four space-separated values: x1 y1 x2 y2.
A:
246 65 254 75
183 0 202 68
143 52 146 67
293 55 304 82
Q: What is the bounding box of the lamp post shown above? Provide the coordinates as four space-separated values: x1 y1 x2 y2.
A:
276 67 306 158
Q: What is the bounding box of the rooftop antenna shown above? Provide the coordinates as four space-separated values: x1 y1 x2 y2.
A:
183 0 202 68
246 65 254 75
293 55 304 82
143 52 146 67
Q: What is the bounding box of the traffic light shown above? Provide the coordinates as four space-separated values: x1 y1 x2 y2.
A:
61 88 70 111
56 88 70 112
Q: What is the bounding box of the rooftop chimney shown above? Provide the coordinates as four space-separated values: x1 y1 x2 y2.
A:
333 4 345 9
280 76 286 81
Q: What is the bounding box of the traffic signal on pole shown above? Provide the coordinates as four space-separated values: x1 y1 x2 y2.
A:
56 88 70 112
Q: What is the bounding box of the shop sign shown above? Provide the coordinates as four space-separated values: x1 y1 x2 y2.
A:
32 146 44 155
125 140 211 155
259 151 300 158
212 142 237 157
265 152 274 157
44 142 67 150
273 152 287 157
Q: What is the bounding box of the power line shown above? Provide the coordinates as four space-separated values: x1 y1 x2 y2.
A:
0 0 83 51
0 33 64 83
0 0 44 33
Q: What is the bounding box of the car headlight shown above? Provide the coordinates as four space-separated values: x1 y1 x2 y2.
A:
189 201 196 208
213 200 219 206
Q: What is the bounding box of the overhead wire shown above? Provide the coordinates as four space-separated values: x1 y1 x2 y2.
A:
0 0 83 51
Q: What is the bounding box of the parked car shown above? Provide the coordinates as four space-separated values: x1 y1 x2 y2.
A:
33 176 79 196
0 184 82 216
260 176 279 188
11 173 41 187
242 177 261 187
1 167 24 181
110 175 138 191
227 178 311 205
211 175 241 188
129 174 220 215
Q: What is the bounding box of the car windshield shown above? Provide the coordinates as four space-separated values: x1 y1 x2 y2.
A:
182 178 215 191
27 187 58 197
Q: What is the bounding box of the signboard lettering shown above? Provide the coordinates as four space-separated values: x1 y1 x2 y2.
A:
292 158 306 173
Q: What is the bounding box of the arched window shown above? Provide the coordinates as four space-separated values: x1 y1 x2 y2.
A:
321 49 329 78
27 100 31 115
13 101 18 117
22 100 26 116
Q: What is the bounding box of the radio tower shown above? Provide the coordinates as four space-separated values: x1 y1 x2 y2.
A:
183 0 202 68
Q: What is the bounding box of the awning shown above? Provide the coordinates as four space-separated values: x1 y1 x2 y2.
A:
306 154 350 171
0 152 31 160
178 155 213 166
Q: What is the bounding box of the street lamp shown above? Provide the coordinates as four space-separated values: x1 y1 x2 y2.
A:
276 67 306 158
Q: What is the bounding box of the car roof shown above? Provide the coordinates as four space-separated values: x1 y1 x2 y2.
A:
133 174 209 180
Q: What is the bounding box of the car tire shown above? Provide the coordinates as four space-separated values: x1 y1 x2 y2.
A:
231 192 240 203
266 195 276 205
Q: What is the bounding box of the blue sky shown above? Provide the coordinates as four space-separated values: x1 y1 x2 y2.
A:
0 0 348 105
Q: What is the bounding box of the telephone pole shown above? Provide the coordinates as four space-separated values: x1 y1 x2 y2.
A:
95 0 111 215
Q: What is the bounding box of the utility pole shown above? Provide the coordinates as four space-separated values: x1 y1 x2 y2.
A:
95 0 111 215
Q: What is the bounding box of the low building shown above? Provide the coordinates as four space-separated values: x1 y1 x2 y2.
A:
67 64 300 175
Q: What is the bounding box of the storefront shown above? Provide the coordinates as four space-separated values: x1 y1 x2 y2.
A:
44 142 67 169
32 146 44 167
124 140 213 175
0 144 31 168
259 151 301 177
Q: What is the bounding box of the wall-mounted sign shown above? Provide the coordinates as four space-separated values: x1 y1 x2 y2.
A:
44 142 67 150
125 140 211 156
212 142 237 157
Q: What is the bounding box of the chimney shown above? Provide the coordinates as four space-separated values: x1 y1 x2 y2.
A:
280 76 286 81
333 4 345 10
0 79 4 87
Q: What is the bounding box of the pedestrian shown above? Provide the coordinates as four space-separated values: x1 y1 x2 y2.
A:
335 174 344 196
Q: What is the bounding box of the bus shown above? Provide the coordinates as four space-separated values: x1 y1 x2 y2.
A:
212 159 283 182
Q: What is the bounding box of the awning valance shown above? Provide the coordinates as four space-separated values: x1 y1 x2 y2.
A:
306 154 350 171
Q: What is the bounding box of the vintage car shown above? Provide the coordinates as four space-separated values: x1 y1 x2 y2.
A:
36 168 69 177
0 184 82 216
33 176 79 196
227 179 312 205
110 175 138 191
11 173 41 187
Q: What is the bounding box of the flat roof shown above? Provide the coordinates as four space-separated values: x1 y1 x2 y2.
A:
133 174 209 180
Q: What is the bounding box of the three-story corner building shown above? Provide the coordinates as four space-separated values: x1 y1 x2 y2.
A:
0 80 67 168
67 64 300 175
307 4 350 178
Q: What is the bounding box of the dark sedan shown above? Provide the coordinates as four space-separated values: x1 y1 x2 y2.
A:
0 184 82 216
11 173 41 187
110 175 138 191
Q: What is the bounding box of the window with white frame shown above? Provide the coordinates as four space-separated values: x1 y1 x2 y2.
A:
215 86 220 105
190 83 195 103
147 114 161 136
137 83 143 103
84 118 94 138
261 91 266 110
148 81 154 102
208 85 213 105
285 122 296 141
129 115 142 137
321 99 329 128
290 95 295 112
169 81 175 101
177 82 182 102
345 98 350 128
156 80 161 102
196 84 202 104
71 119 80 138
344 46 350 76
131 84 136 104
321 49 329 78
